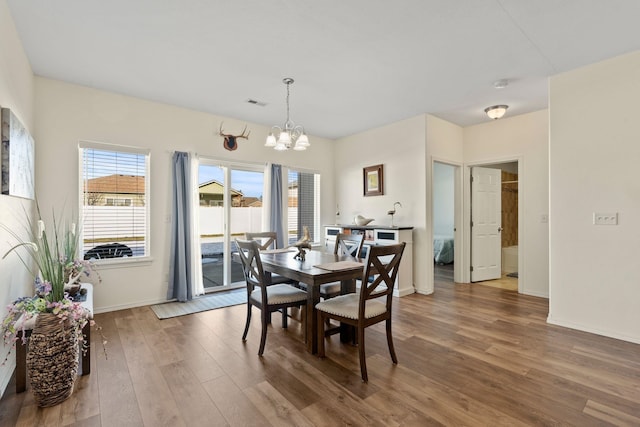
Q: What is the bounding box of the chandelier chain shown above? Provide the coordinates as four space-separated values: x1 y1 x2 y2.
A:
286 81 291 125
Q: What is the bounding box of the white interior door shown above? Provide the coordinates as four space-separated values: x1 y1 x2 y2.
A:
471 166 502 282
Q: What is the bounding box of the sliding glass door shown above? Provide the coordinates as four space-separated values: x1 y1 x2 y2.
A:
198 160 264 291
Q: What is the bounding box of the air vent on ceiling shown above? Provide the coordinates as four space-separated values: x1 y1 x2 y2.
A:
246 99 267 107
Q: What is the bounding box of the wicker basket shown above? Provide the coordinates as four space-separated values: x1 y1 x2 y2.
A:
26 312 79 407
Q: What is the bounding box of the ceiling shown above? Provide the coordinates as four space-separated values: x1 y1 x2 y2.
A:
7 0 640 139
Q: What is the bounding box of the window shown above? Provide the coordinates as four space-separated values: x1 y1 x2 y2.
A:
79 142 150 261
287 169 320 244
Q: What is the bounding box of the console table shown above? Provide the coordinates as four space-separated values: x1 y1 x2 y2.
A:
15 283 93 393
324 225 414 296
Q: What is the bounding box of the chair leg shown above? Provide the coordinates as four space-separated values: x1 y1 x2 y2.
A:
258 310 268 356
358 326 368 382
302 305 307 342
282 307 288 328
317 311 326 358
242 303 252 341
386 318 397 364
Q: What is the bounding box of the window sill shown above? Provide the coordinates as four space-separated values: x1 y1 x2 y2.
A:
91 256 153 269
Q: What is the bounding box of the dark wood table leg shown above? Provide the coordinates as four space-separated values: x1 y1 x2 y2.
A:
15 331 27 393
81 322 91 375
306 284 320 353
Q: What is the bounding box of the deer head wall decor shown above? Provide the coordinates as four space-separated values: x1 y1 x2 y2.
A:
219 123 250 151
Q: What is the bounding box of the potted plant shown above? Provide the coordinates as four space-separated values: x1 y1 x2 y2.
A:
1 205 98 407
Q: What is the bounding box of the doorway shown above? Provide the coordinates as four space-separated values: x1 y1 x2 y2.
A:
197 161 265 292
433 162 456 285
432 160 463 287
469 160 519 291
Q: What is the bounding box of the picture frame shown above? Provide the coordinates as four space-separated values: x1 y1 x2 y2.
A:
1 108 35 199
363 164 384 197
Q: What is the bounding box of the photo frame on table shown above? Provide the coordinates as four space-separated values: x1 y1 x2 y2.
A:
363 164 384 197
1 107 35 199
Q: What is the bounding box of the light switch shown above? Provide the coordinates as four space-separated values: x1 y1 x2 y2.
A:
593 212 618 225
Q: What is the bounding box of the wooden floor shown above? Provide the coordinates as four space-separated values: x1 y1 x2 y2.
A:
2 277 639 426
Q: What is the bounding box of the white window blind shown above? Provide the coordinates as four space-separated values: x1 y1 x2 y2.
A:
287 169 320 245
80 143 150 260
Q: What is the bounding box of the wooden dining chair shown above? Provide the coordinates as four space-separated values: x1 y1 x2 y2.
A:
299 233 365 299
236 239 308 356
316 242 406 382
245 231 278 250
244 231 298 287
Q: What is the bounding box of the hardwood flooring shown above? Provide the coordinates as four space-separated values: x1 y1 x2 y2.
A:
2 280 639 426
435 262 518 291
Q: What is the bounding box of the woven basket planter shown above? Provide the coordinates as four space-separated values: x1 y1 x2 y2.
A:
26 313 79 407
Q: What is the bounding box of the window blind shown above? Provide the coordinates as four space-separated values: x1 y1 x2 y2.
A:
80 145 149 260
287 170 320 244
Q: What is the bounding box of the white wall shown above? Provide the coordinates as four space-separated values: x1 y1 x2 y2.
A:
34 77 335 314
0 0 35 397
334 114 426 294
463 110 549 297
433 162 455 236
549 51 640 343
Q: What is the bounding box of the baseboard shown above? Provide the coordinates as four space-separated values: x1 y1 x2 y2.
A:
547 314 640 344
521 289 549 298
93 297 171 314
0 358 16 400
394 287 416 297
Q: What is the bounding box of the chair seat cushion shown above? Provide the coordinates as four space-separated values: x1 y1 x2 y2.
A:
251 284 307 305
315 294 387 320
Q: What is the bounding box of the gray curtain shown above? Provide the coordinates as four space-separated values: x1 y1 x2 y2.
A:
168 152 193 301
270 164 285 248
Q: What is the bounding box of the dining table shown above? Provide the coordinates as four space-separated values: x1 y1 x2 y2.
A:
259 248 365 354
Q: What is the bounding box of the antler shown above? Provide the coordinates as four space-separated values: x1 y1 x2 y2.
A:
237 125 250 140
219 122 251 139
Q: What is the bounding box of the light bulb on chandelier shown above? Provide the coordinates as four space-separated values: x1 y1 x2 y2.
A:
265 78 310 151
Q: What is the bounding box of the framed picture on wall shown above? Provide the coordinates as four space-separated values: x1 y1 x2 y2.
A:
1 108 35 199
363 164 384 197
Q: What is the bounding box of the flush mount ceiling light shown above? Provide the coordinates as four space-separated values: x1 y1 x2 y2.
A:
265 78 310 151
484 105 509 120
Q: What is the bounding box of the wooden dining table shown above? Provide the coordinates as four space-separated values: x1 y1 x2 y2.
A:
259 249 365 354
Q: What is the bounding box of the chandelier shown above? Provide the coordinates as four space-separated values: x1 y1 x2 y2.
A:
265 78 310 151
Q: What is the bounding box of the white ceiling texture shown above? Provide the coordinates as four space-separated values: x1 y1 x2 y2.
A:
7 0 640 139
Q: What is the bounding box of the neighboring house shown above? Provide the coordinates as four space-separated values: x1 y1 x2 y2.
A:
243 197 262 208
198 179 244 206
83 174 145 207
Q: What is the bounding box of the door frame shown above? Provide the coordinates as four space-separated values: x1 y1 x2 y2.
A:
462 156 523 292
430 157 464 284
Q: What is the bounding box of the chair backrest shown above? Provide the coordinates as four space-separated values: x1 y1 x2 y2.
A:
245 231 278 250
359 242 406 309
235 239 268 300
334 233 365 258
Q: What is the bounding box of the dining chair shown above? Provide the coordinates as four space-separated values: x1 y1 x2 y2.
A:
244 231 297 286
244 231 278 250
300 233 365 299
235 239 308 356
315 242 406 382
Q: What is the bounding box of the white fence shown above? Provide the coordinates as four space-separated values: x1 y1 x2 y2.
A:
199 206 264 236
82 206 299 250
